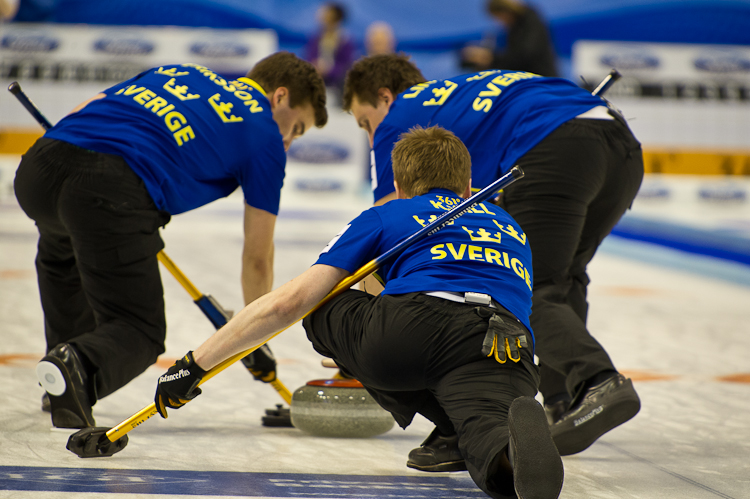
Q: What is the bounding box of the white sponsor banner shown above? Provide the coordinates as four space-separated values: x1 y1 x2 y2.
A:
573 41 750 150
574 40 750 84
0 24 277 127
1 23 277 75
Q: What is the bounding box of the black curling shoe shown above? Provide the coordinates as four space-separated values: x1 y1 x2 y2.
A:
550 374 640 456
543 399 569 426
407 428 467 472
506 396 564 499
36 343 95 429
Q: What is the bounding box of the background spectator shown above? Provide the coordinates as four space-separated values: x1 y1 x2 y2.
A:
0 0 19 21
365 21 396 56
304 2 356 104
460 0 558 77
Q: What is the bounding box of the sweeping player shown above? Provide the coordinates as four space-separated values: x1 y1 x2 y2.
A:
342 54 643 461
154 126 565 499
15 52 327 429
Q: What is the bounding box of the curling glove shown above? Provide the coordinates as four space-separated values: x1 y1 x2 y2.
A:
481 313 528 363
240 344 278 382
155 351 207 418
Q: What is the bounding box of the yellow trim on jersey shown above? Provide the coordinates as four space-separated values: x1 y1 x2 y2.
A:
237 77 268 97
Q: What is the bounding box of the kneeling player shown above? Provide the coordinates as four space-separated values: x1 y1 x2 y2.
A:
154 126 564 499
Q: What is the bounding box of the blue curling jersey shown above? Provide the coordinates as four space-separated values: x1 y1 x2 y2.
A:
372 70 605 202
44 64 286 215
316 189 534 336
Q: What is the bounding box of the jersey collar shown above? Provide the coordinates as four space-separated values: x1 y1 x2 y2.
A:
237 77 268 97
425 188 463 198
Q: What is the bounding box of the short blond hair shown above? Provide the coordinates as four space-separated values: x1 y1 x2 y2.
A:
392 126 471 198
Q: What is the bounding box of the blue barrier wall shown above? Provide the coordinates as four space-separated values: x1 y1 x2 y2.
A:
12 0 750 79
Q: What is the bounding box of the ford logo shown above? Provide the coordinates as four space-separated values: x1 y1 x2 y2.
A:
288 141 350 164
295 178 344 192
600 49 659 70
694 51 750 73
1 34 59 52
190 41 249 58
93 38 154 56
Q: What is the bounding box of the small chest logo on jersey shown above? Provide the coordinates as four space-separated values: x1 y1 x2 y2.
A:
321 224 351 254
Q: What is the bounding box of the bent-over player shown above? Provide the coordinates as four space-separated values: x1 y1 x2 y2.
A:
342 54 643 460
154 126 564 499
15 52 327 429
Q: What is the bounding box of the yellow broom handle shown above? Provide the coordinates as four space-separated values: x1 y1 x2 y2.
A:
157 251 202 301
105 259 379 442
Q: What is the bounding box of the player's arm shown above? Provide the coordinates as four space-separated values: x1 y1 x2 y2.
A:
374 191 397 206
154 205 383 416
241 203 276 305
361 190 392 295
360 180 396 294
154 263 349 417
361 272 385 296
195 263 348 370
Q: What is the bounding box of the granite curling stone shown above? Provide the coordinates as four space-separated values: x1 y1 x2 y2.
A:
290 379 395 438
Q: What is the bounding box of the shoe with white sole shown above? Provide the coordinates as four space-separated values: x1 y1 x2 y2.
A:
36 343 95 429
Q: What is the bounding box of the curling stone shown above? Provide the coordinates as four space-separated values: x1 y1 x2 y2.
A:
290 379 394 438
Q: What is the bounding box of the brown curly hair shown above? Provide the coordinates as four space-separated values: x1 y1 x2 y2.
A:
343 53 426 111
248 51 328 128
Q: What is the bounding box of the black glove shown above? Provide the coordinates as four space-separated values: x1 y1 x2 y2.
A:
480 312 528 364
154 351 207 419
240 344 277 382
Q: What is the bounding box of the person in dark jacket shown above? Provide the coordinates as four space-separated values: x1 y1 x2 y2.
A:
461 0 559 77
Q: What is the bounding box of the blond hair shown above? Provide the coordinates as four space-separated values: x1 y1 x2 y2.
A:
392 126 471 198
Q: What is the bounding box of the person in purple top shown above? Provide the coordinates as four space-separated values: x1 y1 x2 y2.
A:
304 2 356 103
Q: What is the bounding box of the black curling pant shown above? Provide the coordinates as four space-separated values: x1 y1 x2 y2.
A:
14 138 171 400
304 291 539 499
500 115 644 399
